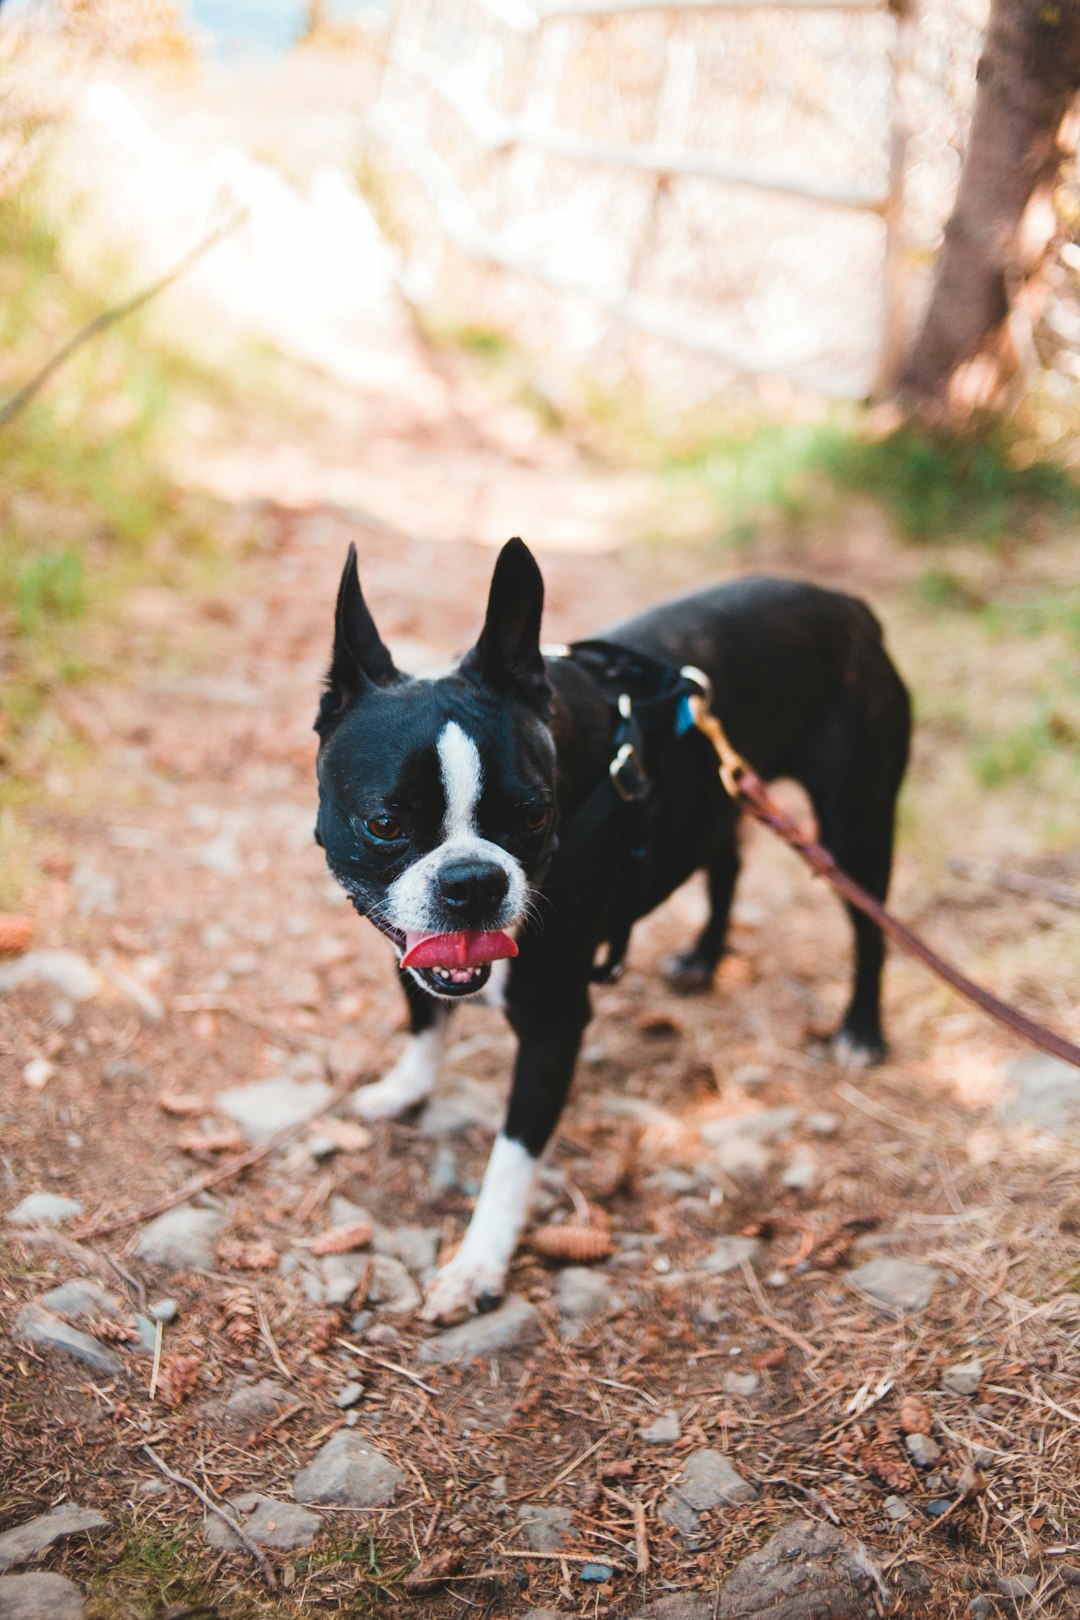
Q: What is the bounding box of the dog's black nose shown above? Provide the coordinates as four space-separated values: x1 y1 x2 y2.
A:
436 858 509 918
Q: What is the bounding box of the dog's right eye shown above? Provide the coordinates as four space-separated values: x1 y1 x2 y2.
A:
365 815 403 842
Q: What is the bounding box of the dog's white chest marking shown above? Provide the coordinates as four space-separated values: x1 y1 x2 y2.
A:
422 1133 536 1319
350 1022 446 1121
438 721 483 838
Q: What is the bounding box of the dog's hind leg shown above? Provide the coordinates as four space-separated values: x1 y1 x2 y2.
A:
662 835 741 993
350 972 451 1121
794 694 909 1065
423 972 591 1322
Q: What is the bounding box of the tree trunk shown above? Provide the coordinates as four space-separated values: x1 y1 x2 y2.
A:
897 0 1080 415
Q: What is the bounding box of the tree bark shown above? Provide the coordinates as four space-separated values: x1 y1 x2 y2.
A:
897 0 1080 415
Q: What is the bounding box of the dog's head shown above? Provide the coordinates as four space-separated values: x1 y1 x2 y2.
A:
314 537 557 1000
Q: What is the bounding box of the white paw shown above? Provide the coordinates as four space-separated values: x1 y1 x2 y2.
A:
829 1031 881 1071
421 1251 507 1323
349 1074 423 1122
350 1030 442 1120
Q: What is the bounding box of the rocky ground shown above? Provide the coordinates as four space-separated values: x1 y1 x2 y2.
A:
2 463 1079 1618
3 53 1080 1620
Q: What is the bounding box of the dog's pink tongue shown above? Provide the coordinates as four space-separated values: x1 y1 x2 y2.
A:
401 931 519 970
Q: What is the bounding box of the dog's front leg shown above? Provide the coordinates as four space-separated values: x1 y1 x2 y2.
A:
422 979 590 1322
351 971 450 1121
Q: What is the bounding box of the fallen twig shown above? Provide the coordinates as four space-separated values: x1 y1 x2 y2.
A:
335 1338 439 1396
141 1443 275 1590
73 1066 363 1242
0 208 247 431
255 1289 293 1382
949 856 1080 911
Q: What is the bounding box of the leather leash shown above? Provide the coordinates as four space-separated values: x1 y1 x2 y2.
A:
683 678 1080 1073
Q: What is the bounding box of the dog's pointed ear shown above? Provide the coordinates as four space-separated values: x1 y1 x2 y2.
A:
316 544 398 733
462 537 550 711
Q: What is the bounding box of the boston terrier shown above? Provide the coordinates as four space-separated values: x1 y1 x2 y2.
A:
314 538 910 1321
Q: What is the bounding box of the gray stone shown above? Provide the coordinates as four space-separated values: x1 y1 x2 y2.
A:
335 1382 364 1409
640 1410 681 1444
705 1136 770 1179
375 1225 440 1274
34 1280 155 1356
522 1611 568 1620
293 1431 404 1508
0 951 100 1002
365 1322 400 1347
700 1107 800 1147
555 1267 612 1326
419 1296 539 1364
0 1506 109 1572
517 1504 573 1553
722 1371 760 1398
714 1518 887 1617
134 1203 225 1270
699 1236 761 1275
630 1598 712 1620
781 1152 819 1193
941 1357 983 1396
848 1258 940 1313
996 1573 1037 1600
368 1256 423 1314
429 1146 460 1193
13 1305 122 1376
417 1076 502 1137
998 1056 1080 1136
805 1111 839 1137
218 1076 332 1142
884 1494 913 1522
0 1572 85 1619
904 1433 941 1468
6 1194 83 1228
204 1494 321 1552
38 1279 122 1322
662 1449 758 1537
149 1298 177 1324
643 1169 699 1196
223 1379 290 1434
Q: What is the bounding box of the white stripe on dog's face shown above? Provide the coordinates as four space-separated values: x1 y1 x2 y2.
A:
382 719 528 962
438 722 482 839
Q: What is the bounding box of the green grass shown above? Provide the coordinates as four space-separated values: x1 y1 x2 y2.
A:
83 1521 219 1620
0 184 238 793
657 414 1080 546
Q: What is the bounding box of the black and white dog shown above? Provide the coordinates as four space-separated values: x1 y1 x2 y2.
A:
314 538 910 1321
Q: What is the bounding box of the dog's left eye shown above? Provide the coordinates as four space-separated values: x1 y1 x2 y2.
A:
365 815 404 842
521 805 550 833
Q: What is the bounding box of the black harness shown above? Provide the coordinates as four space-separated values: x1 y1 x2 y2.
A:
544 640 710 984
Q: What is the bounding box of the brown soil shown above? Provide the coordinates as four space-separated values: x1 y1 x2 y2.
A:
2 338 1079 1619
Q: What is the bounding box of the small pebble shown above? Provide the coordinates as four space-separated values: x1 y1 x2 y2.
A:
941 1357 983 1396
925 1499 952 1518
905 1432 942 1468
639 1410 681 1444
580 1563 614 1583
23 1057 55 1089
334 1381 364 1409
884 1494 912 1522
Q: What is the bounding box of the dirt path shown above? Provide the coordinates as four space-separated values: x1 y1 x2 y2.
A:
4 71 1080 1619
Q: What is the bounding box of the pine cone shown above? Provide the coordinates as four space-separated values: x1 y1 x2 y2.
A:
0 915 33 955
899 1394 932 1435
528 1224 614 1263
157 1352 203 1408
404 1548 464 1591
216 1239 278 1271
310 1220 374 1256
